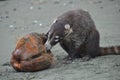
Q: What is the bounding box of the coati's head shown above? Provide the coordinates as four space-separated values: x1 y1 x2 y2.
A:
45 19 73 51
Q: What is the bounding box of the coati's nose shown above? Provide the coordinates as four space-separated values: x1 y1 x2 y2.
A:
45 41 52 51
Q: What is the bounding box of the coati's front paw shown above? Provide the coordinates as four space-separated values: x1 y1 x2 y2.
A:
79 55 91 62
62 56 74 64
63 56 74 61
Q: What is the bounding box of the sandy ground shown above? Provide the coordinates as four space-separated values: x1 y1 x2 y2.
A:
0 0 120 80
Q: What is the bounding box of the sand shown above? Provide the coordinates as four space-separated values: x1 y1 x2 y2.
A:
0 0 120 80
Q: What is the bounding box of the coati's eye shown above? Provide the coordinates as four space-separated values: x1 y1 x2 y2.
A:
54 36 60 42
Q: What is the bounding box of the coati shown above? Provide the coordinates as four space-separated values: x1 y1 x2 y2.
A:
45 9 120 60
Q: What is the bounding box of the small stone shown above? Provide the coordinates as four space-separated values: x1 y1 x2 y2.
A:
33 20 38 24
9 25 14 28
30 6 34 10
39 23 42 26
9 25 17 32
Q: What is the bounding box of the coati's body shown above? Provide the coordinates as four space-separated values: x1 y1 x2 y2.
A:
45 9 120 60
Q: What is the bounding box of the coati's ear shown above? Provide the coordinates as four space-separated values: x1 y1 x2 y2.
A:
64 24 70 30
52 18 57 24
64 24 73 35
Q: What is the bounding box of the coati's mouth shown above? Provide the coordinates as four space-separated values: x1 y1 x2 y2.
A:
45 40 52 50
46 50 51 53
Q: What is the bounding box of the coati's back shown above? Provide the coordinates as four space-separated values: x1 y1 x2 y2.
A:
57 9 96 30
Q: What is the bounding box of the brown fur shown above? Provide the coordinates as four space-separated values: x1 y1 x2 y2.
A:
11 33 54 72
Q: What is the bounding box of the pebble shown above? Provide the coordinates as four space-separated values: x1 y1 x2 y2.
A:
9 25 16 32
30 6 34 10
33 20 38 24
9 25 14 28
39 23 42 26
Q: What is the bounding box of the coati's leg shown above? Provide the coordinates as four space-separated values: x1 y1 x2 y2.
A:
85 29 100 58
60 40 82 60
60 40 73 60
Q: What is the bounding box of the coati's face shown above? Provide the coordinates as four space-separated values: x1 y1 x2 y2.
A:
45 20 72 51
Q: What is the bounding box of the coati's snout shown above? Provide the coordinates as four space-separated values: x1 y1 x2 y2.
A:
45 40 52 51
45 32 62 50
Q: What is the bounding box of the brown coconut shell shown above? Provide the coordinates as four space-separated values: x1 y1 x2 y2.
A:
11 33 54 72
